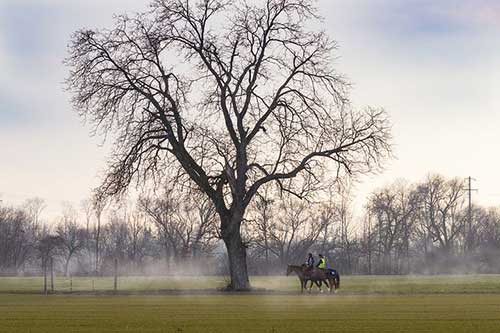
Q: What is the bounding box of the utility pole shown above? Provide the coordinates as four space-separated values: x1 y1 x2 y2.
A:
464 177 477 252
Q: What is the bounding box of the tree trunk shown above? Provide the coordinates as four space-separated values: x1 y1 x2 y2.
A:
95 220 101 275
64 257 70 277
43 258 47 294
221 218 250 291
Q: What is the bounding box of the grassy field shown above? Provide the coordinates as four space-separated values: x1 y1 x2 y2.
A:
2 274 500 294
2 275 500 332
2 293 500 332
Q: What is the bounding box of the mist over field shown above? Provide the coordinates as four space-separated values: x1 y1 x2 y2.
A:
1 173 500 279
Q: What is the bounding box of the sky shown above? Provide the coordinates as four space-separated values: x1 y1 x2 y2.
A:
0 0 499 221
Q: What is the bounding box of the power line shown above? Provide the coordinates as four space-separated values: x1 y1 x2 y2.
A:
464 176 477 252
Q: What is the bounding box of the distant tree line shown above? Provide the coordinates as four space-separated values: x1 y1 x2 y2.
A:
246 174 500 275
0 191 220 276
1 174 499 276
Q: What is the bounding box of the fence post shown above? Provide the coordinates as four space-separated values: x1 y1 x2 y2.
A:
50 257 54 293
114 258 118 292
70 275 73 293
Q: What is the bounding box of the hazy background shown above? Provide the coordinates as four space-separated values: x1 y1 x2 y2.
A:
1 0 499 220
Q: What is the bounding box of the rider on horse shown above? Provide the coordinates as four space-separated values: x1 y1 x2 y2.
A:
316 254 327 269
317 254 338 277
305 253 315 271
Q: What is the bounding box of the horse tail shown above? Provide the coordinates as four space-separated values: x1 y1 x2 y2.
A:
336 273 340 288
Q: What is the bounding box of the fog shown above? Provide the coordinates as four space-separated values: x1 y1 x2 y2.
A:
1 173 500 278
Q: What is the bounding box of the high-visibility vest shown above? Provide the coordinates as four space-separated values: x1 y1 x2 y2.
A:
318 257 326 269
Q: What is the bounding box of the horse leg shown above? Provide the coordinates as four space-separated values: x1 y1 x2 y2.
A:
328 278 334 293
316 280 323 293
321 279 328 293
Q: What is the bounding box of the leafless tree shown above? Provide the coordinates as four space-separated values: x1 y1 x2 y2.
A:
314 190 342 267
0 207 35 272
128 209 146 264
360 212 376 274
474 207 500 270
367 180 420 273
23 197 46 229
139 187 218 266
315 201 335 259
93 195 107 274
139 187 178 268
417 175 466 255
267 196 324 266
37 235 63 278
248 186 276 265
102 211 129 263
174 194 219 258
336 186 355 273
66 0 391 289
81 198 93 234
56 203 85 276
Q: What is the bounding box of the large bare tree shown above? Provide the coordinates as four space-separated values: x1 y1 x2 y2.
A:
66 0 391 289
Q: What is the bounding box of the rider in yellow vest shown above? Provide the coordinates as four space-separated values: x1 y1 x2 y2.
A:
316 254 326 269
317 254 338 278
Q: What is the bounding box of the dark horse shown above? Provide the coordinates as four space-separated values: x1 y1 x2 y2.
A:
286 265 340 293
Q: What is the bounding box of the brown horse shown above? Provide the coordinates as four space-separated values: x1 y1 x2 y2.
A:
286 265 338 293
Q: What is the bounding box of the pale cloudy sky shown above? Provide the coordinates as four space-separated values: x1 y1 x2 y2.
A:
0 0 499 220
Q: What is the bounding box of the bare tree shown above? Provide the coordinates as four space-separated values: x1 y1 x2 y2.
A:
475 207 500 271
174 194 219 258
37 235 63 281
23 197 46 229
81 198 93 234
139 187 218 266
336 187 355 273
268 196 323 266
56 203 85 276
360 213 376 274
417 175 465 255
139 187 178 269
128 209 146 265
367 181 420 273
93 195 106 275
248 186 275 266
102 211 130 264
0 207 36 273
66 0 391 289
315 196 337 261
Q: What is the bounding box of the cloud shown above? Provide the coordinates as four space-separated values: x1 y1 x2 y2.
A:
327 0 500 41
0 0 146 220
322 0 500 211
439 0 500 28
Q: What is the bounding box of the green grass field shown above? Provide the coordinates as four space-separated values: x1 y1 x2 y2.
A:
2 275 500 332
2 274 500 294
